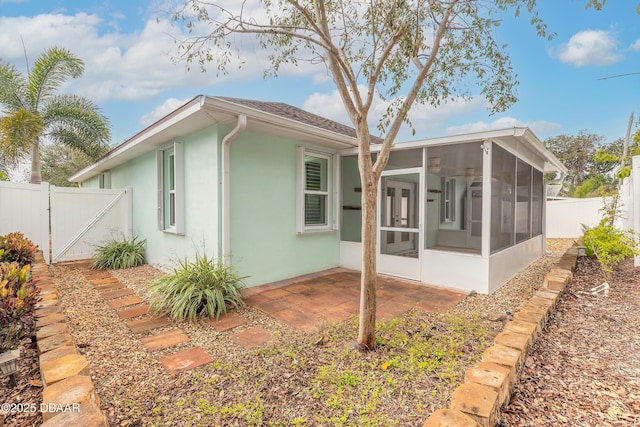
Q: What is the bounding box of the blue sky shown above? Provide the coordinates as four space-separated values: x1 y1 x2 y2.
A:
1 0 639 148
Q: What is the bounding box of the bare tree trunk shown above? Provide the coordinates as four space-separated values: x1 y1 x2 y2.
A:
30 139 42 184
357 168 379 350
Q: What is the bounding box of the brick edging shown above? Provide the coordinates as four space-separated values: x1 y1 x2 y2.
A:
31 254 109 426
423 245 579 427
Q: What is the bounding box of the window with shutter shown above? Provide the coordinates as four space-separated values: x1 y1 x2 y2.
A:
157 142 184 234
297 147 334 233
304 157 328 226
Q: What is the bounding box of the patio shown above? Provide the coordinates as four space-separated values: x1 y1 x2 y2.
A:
241 268 468 331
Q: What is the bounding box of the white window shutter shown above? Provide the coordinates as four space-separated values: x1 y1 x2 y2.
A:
156 150 164 230
174 141 185 235
295 146 304 234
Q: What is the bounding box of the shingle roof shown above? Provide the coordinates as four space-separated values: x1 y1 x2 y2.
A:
216 96 382 143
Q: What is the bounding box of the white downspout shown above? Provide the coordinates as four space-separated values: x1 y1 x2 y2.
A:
221 114 247 265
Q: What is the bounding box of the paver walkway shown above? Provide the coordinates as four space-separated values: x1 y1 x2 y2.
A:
76 267 217 375
242 268 467 331
61 262 467 374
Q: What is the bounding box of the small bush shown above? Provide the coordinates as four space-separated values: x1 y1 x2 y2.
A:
582 195 639 278
0 232 38 266
148 253 247 321
583 223 638 276
0 262 40 352
92 236 146 269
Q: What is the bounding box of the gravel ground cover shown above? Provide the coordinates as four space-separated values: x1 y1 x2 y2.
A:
2 239 575 426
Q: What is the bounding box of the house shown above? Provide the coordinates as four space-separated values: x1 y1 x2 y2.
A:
70 95 567 294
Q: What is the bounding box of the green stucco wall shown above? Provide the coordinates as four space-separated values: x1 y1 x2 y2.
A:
93 125 221 270
228 130 340 287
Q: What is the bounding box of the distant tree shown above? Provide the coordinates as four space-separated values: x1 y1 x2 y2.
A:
0 47 110 183
170 0 553 350
544 132 608 191
40 141 104 187
572 175 616 198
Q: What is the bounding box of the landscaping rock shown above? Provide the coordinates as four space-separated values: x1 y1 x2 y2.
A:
423 408 482 427
41 375 98 421
41 354 90 386
37 333 74 353
40 403 108 427
450 382 500 426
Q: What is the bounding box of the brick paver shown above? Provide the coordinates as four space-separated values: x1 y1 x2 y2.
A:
116 304 151 319
126 316 172 333
107 296 144 309
95 283 126 292
205 312 247 331
101 288 135 301
91 277 119 285
230 327 273 349
160 347 214 375
141 329 190 351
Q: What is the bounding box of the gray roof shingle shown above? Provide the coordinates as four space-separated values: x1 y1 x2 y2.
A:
216 96 382 143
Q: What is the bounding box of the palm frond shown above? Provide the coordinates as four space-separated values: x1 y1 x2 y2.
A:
41 94 111 158
0 109 43 166
0 60 29 111
28 47 84 109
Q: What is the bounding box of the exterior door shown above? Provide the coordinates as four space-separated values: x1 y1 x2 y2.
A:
379 170 422 280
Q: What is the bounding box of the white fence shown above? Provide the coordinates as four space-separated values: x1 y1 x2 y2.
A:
0 181 131 264
546 197 607 238
546 154 640 267
0 182 49 254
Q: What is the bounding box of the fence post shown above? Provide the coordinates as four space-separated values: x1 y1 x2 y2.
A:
125 187 133 239
633 156 640 268
40 182 51 265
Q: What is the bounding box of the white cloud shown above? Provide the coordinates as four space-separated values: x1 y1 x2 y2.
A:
630 39 640 51
444 117 562 136
303 88 487 135
554 30 622 67
0 10 320 103
140 97 192 126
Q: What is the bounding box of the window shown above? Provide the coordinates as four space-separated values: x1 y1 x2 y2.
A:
157 142 184 234
440 177 456 223
99 171 111 189
297 147 334 233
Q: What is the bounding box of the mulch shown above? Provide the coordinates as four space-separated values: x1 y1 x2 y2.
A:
501 257 640 426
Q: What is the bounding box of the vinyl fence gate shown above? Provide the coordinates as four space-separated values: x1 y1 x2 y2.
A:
0 182 132 265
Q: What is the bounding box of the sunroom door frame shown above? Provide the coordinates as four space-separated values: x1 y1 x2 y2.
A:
377 167 424 281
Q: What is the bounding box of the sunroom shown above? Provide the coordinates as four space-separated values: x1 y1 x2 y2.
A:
339 128 567 294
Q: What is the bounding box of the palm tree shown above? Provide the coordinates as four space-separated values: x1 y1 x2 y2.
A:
0 47 110 183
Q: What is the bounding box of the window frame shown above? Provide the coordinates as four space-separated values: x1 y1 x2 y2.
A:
157 141 184 235
296 146 336 234
440 177 456 223
98 171 111 189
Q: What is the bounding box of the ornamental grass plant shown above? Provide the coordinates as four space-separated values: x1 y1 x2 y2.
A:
91 236 146 270
148 253 247 321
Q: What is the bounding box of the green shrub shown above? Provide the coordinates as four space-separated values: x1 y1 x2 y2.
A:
583 223 638 276
0 262 40 351
582 195 639 278
0 232 38 266
148 253 247 321
91 236 146 269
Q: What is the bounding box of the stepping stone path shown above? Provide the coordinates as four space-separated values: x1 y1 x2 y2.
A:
76 266 272 376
